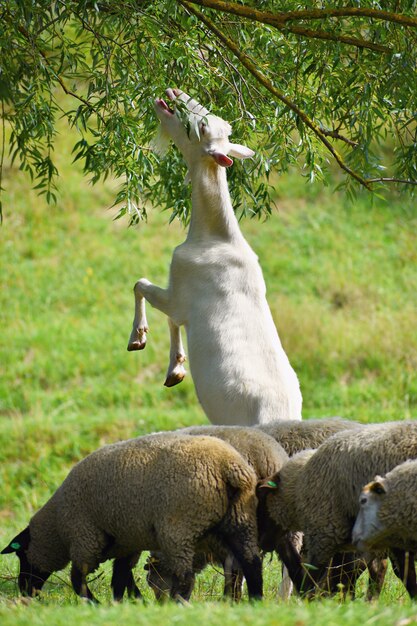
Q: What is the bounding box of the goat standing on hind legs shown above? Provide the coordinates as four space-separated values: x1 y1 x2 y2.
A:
128 88 302 426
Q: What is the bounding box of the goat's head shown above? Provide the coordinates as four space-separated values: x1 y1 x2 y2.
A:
153 88 254 170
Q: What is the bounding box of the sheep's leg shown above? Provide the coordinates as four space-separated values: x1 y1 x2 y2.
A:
390 549 417 598
112 555 142 601
164 319 187 387
366 556 388 600
127 279 171 352
71 564 98 603
219 531 263 600
170 569 195 603
278 532 303 600
274 535 307 596
223 554 243 601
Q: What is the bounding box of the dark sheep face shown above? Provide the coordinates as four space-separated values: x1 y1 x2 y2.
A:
2 527 51 596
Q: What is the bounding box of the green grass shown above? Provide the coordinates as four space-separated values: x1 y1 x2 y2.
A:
1 117 417 624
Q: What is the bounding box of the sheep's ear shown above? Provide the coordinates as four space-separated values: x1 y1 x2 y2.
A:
257 476 280 492
210 151 233 167
228 143 255 160
370 480 386 496
1 527 30 554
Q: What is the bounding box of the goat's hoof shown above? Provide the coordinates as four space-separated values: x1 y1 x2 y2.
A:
164 369 186 387
127 328 148 351
127 340 147 351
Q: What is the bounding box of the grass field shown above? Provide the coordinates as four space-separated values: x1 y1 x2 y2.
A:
1 119 417 624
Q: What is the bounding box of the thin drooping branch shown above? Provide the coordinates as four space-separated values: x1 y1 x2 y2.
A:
0 101 5 223
184 0 417 29
179 0 372 189
14 24 102 119
320 128 358 147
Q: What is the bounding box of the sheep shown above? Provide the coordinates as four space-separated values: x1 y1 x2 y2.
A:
255 417 363 597
1 432 263 603
139 425 291 601
257 421 417 597
257 449 387 599
255 417 363 457
127 87 302 425
352 459 417 570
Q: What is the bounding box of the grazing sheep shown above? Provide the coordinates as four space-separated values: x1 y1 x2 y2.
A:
256 417 363 456
255 417 367 599
353 459 417 556
1 433 263 602
258 421 417 597
127 87 302 425
140 425 290 601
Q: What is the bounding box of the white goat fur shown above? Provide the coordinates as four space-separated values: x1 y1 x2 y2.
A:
128 88 302 425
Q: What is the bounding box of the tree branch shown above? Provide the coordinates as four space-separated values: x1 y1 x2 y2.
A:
275 24 391 53
320 129 358 147
181 0 392 52
366 177 417 186
183 0 417 30
179 0 372 189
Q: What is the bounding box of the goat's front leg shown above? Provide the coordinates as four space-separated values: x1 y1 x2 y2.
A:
127 279 171 352
164 318 187 387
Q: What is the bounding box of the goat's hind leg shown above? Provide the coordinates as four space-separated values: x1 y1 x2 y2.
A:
164 319 187 387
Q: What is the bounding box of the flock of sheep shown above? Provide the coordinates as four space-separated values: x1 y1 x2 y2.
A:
3 89 416 605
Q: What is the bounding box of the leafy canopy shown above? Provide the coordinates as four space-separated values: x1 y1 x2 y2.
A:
1 0 416 223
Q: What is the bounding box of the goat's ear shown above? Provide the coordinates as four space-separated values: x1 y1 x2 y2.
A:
210 151 234 167
1 527 30 554
150 127 171 156
228 143 255 160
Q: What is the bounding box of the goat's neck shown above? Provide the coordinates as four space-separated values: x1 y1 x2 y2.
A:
187 162 242 242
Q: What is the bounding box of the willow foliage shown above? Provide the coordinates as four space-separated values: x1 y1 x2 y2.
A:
1 0 416 223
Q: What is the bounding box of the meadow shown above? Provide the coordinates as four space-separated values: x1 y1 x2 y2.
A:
1 120 417 624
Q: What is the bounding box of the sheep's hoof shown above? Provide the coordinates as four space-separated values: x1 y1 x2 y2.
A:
127 328 148 351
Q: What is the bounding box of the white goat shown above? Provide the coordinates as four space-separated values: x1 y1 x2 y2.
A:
128 88 302 425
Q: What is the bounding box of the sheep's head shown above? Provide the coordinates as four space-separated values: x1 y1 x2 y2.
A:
351 478 387 554
1 526 51 597
144 553 172 601
153 88 254 172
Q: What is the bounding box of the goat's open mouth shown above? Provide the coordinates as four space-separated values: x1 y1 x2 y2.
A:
156 98 175 115
156 89 178 115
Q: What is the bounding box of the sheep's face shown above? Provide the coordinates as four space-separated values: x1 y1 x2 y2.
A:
351 479 386 553
257 450 313 535
144 554 171 601
1 526 51 597
257 473 295 534
154 88 254 169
